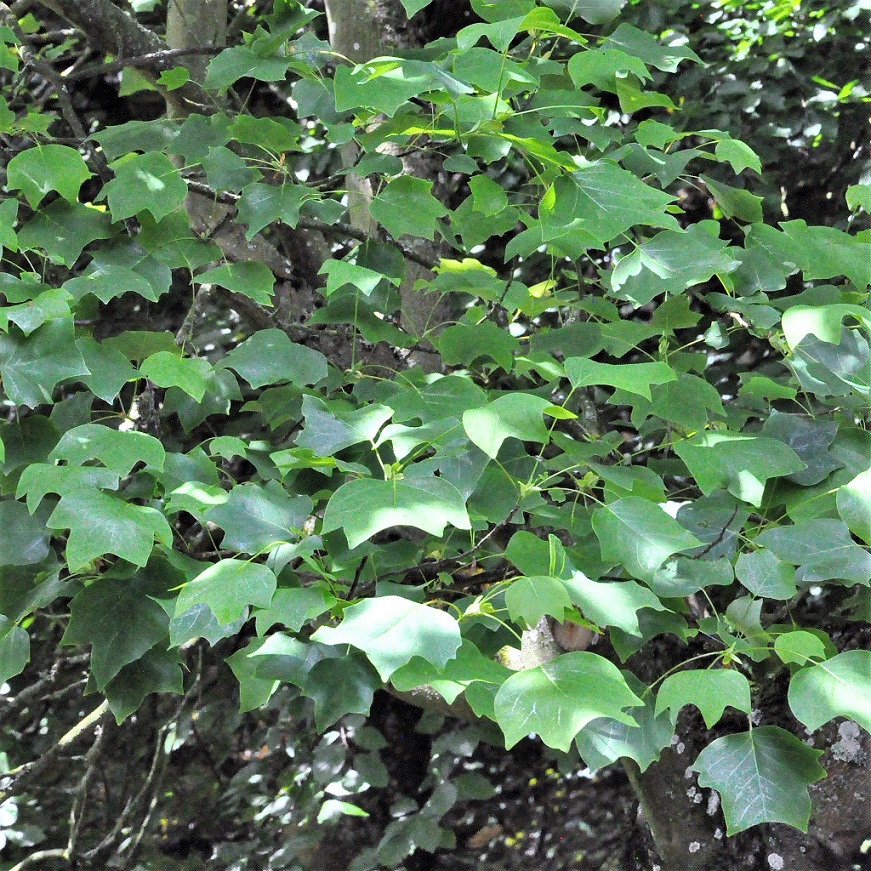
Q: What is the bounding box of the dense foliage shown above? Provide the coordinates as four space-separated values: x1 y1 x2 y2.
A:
0 0 868 868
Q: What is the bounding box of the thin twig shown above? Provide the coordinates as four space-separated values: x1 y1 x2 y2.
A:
0 2 111 186
8 848 70 870
66 45 224 80
67 721 108 854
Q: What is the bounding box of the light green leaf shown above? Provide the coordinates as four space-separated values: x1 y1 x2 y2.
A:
399 0 434 16
494 651 643 751
788 650 871 733
565 358 675 400
701 175 763 223
837 468 871 544
318 799 370 824
592 497 702 582
505 576 572 627
226 637 278 712
175 559 277 625
651 556 734 597
220 328 327 387
321 476 470 548
469 174 509 216
195 261 275 305
104 151 188 222
319 259 393 297
675 433 805 507
846 183 871 212
312 595 461 681
62 574 170 689
462 393 551 459
692 727 825 834
140 352 211 401
7 145 91 208
0 198 18 252
735 549 797 600
655 669 751 728
561 571 667 636
156 65 189 90
714 137 761 175
50 424 165 475
370 176 448 241
774 631 827 666
48 490 173 572
205 45 291 91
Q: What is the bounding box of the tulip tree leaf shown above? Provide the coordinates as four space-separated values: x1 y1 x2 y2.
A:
692 726 825 834
0 616 29 684
787 650 871 733
312 595 462 681
220 328 327 387
321 476 470 548
48 491 173 571
592 497 702 582
175 559 277 625
370 176 448 241
494 651 643 751
655 669 752 728
463 393 552 459
505 575 572 627
104 151 188 222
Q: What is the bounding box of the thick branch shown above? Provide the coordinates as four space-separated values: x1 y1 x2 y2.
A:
36 0 211 112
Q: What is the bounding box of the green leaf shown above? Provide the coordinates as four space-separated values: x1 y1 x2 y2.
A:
0 499 50 566
226 637 278 712
846 183 871 212
788 650 871 733
220 328 327 387
592 497 702 582
692 726 825 834
156 65 189 90
655 669 751 728
774 631 827 666
236 182 310 238
399 0 434 16
437 322 519 371
675 433 805 507
0 318 90 407
714 137 761 175
565 358 676 400
62 574 170 689
48 491 173 572
312 595 462 681
494 651 643 751
837 468 871 545
321 476 470 548
306 654 380 729
469 174 509 216
7 145 91 208
757 519 871 585
505 576 572 627
651 556 734 597
15 464 119 513
761 411 841 486
701 175 763 223
319 259 391 297
16 201 113 266
103 645 183 723
90 119 180 161
561 571 667 636
104 151 187 222
605 24 700 72
50 424 165 476
541 162 677 248
370 176 448 241
462 393 551 459
254 585 335 635
735 549 797 600
0 616 29 684
0 198 18 252
205 45 291 91
195 261 275 305
206 482 312 553
140 352 211 401
297 395 393 456
174 559 277 625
